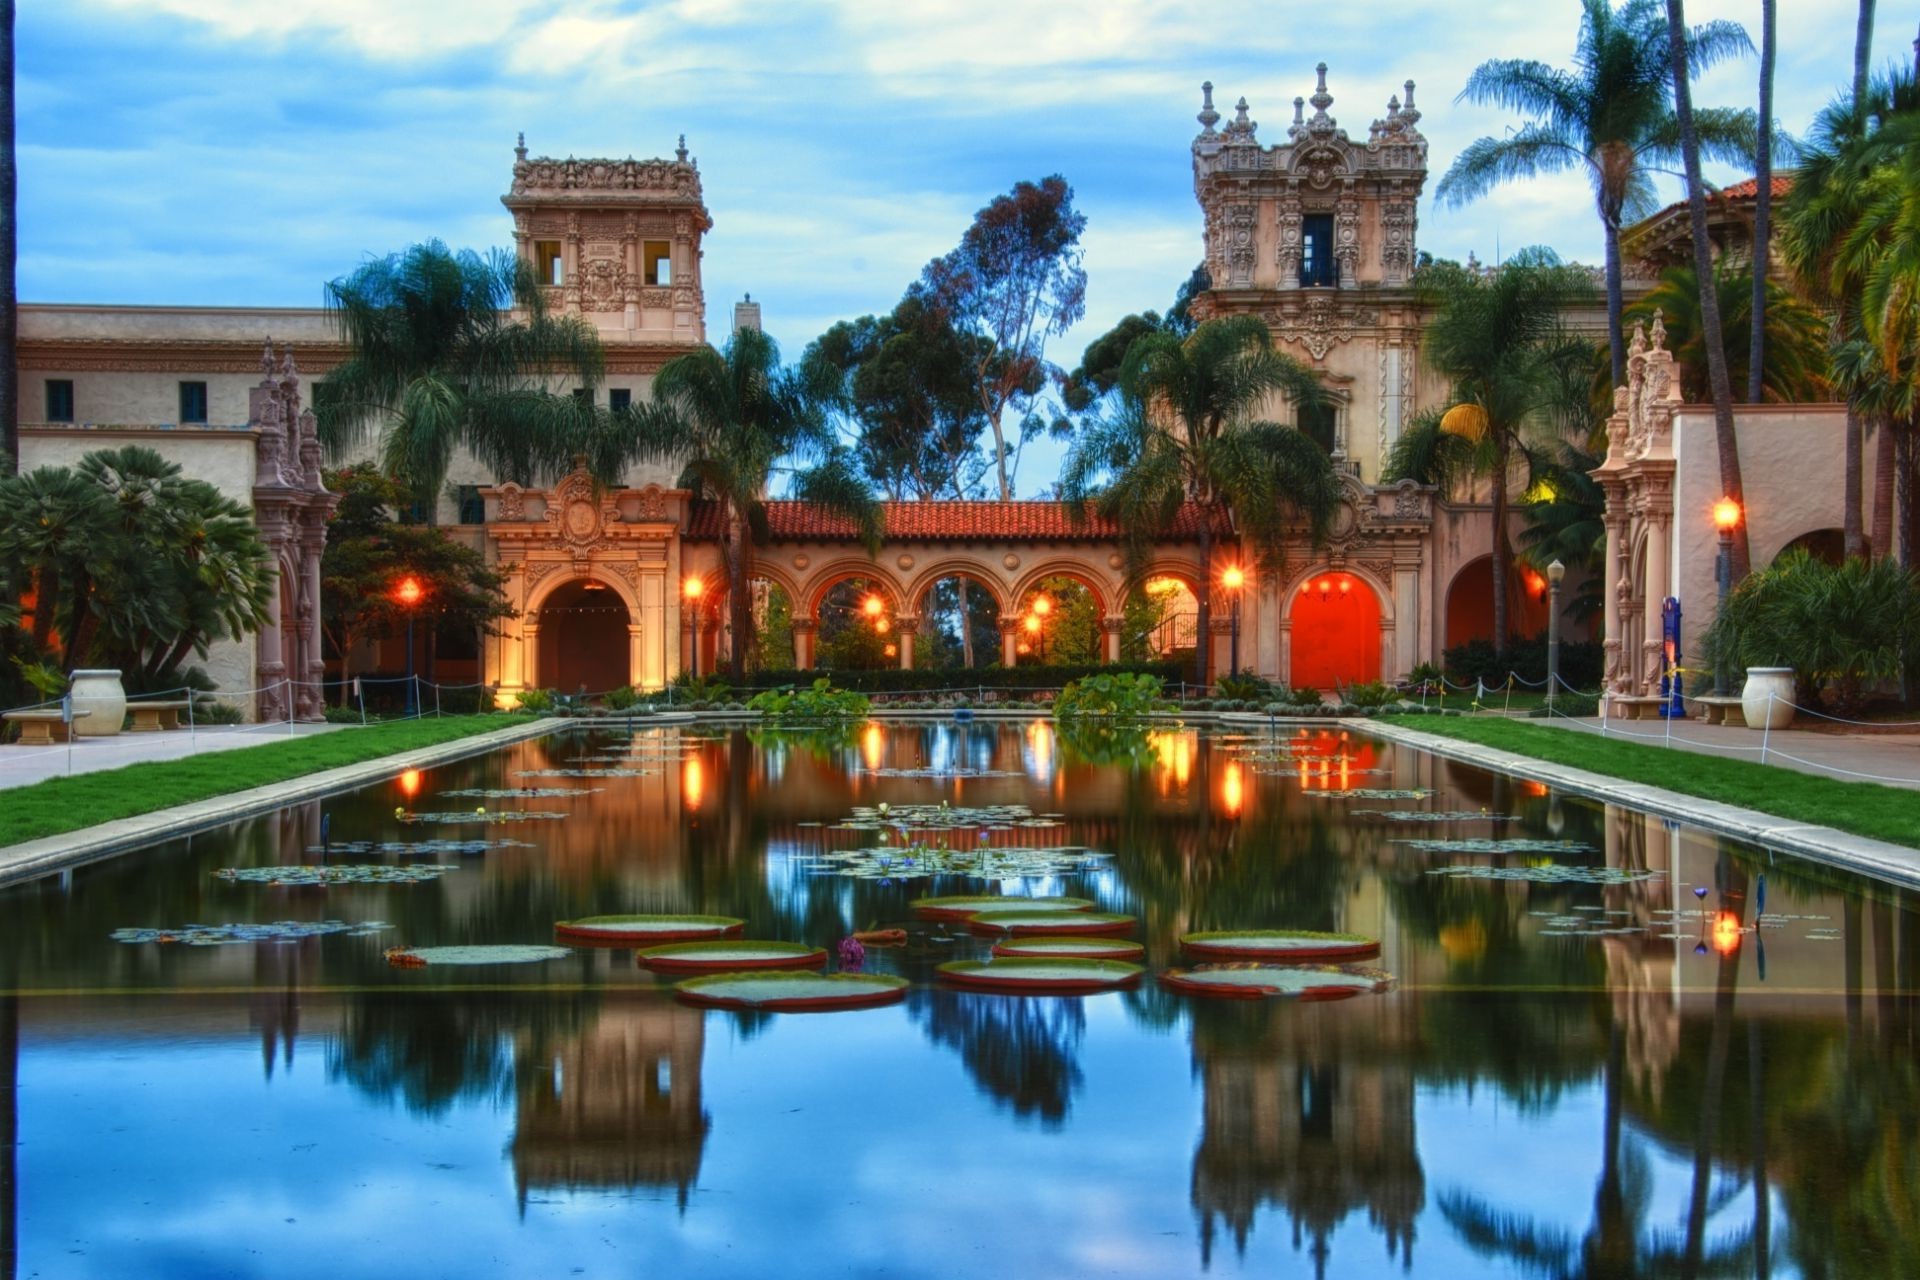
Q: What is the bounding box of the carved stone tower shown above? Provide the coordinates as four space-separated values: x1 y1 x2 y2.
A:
503 133 712 346
1191 67 1430 474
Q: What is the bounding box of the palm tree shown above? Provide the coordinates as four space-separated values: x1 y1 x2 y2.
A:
315 240 605 521
1060 314 1339 685
1 0 16 478
1667 0 1753 579
0 467 112 654
1386 252 1597 657
1749 0 1776 405
1437 0 1755 387
1622 263 1830 403
617 327 878 678
1519 443 1607 624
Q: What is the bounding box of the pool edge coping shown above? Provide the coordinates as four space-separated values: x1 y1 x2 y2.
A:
0 717 565 888
1357 717 1920 891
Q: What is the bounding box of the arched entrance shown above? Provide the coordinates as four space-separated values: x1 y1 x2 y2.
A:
1289 571 1382 691
1773 527 1844 566
1443 555 1550 651
536 578 633 694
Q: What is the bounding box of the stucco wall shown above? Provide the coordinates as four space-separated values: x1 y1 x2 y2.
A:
20 424 260 508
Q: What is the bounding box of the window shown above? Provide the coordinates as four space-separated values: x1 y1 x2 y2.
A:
609 388 632 413
1298 400 1338 455
179 381 209 424
456 485 486 525
45 379 74 423
643 241 672 286
535 241 564 286
1299 214 1338 287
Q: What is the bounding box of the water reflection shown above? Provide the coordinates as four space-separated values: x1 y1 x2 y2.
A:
0 723 1915 1277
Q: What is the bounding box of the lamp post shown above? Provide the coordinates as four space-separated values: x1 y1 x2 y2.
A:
1031 594 1053 663
1713 498 1741 695
683 575 705 679
392 574 425 716
1220 565 1245 675
1545 559 1565 711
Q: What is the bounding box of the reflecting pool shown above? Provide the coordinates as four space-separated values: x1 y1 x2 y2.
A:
1 722 1916 1278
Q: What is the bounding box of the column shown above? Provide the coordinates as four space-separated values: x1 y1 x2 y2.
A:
1101 616 1125 664
1641 508 1670 697
791 618 817 670
1208 616 1235 683
255 538 287 722
628 623 645 690
1392 563 1421 677
1600 488 1626 697
521 624 540 697
1000 614 1023 669
896 615 920 670
298 532 326 720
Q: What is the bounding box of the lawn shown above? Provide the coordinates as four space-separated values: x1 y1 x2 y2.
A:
1378 714 1920 849
0 715 540 848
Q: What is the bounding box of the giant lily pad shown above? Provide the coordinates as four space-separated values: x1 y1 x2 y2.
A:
637 940 827 973
305 838 535 857
1397 837 1598 854
215 865 458 886
967 910 1135 937
1180 929 1381 961
911 894 1094 921
937 957 1144 994
991 936 1146 961
1159 962 1396 1001
554 914 745 944
802 845 1107 883
386 944 571 967
438 786 599 800
111 920 390 946
860 766 1022 779
674 971 909 1011
1426 864 1661 885
1304 788 1431 801
1353 810 1501 823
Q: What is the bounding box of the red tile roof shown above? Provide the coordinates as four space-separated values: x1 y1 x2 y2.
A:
684 499 1231 543
1641 174 1795 224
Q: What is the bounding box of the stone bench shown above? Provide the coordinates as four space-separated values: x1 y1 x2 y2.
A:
1690 695 1748 728
1607 695 1667 721
3 709 92 745
127 699 195 732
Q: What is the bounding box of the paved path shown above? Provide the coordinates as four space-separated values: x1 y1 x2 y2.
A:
0 721 347 791
1525 712 1920 790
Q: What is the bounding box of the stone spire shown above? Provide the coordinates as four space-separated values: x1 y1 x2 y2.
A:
1307 62 1336 134
515 131 527 163
1197 81 1219 134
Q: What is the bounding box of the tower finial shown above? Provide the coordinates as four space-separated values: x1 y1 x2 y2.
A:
676 134 688 163
514 131 526 162
1400 80 1420 126
1197 81 1219 133
1309 62 1334 125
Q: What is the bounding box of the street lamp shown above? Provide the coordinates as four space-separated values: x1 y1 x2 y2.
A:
1023 611 1046 663
1713 498 1742 695
683 574 705 679
1545 559 1565 711
391 574 425 716
1220 565 1245 675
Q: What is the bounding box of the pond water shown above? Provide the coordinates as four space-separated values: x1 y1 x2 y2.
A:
1 721 1915 1279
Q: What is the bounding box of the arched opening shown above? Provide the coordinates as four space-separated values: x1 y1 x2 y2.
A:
1124 576 1197 664
1773 527 1845 566
1443 555 1551 652
912 572 1003 669
1289 571 1381 691
815 575 899 670
536 578 632 694
751 578 796 671
1014 576 1099 665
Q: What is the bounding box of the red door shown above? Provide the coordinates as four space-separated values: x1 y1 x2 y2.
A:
1289 572 1382 691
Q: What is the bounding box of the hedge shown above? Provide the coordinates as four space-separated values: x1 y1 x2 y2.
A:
687 661 1187 694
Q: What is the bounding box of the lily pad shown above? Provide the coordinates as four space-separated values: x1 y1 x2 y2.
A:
967 910 1135 937
111 920 390 945
1396 837 1598 854
516 768 656 778
1180 929 1381 961
837 802 1050 832
802 845 1107 883
861 766 1022 779
674 971 909 1011
910 894 1095 921
399 809 570 825
937 957 1144 993
1353 810 1500 822
438 786 599 800
215 864 458 886
386 944 572 967
1304 788 1431 801
305 838 535 857
991 936 1147 960
554 914 745 944
1426 864 1662 885
637 940 827 973
1159 962 1397 1001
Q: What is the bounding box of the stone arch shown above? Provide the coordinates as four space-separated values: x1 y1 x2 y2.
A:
1442 555 1550 651
902 559 1010 616
799 559 906 618
1281 565 1390 691
1008 561 1115 617
1771 527 1845 566
526 568 641 695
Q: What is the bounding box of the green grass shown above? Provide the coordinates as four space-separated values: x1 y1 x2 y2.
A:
0 715 540 848
1378 714 1920 849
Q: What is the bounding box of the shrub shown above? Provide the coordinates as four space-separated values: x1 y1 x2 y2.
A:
1404 662 1444 695
603 685 642 711
192 698 246 725
323 705 365 724
1054 672 1170 719
1289 685 1321 705
726 661 1184 694
1346 680 1395 708
1530 692 1601 718
515 688 554 714
1215 672 1278 702
746 678 871 720
1444 632 1604 691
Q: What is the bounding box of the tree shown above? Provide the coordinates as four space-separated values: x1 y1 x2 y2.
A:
1061 315 1339 684
315 240 604 520
1 0 15 478
319 465 513 702
1749 0 1776 405
1667 0 1752 579
618 327 878 678
1387 252 1598 657
1063 264 1213 416
914 176 1087 499
1436 0 1754 387
1621 263 1830 404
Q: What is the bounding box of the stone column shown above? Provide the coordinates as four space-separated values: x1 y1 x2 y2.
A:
256 540 288 722
521 623 540 695
1209 616 1235 683
1000 614 1023 669
1599 485 1627 699
1392 562 1421 677
896 615 920 670
628 623 645 690
1101 616 1125 664
298 527 327 719
791 618 817 670
1641 505 1670 697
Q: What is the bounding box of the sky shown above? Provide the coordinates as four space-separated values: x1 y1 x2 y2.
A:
18 0 1912 493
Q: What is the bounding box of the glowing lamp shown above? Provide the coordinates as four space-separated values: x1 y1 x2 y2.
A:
1221 565 1245 591
1712 910 1742 956
1024 615 1042 634
1017 641 1032 655
1338 578 1351 596
1525 569 1546 598
1713 498 1742 531
1547 559 1566 586
883 643 898 658
875 618 891 635
1439 402 1488 442
397 768 422 799
862 595 885 618
1031 595 1053 617
393 575 424 607
682 575 705 601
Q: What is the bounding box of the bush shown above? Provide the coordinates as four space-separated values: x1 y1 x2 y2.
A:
1054 672 1170 719
603 685 642 711
1444 632 1603 691
1404 662 1444 695
1289 685 1321 705
1215 672 1278 702
1530 692 1601 718
1346 680 1395 709
726 661 1184 694
323 705 364 724
192 698 246 725
746 678 870 720
514 688 554 714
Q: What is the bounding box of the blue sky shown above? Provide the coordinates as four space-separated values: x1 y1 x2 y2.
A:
20 0 1906 492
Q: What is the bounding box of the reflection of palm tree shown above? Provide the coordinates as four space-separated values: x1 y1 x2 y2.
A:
909 989 1085 1126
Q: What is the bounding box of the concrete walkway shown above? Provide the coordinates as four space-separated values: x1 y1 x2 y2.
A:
0 721 347 790
1525 711 1920 790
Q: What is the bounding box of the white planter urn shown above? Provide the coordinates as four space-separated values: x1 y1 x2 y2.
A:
1740 667 1796 731
68 668 128 737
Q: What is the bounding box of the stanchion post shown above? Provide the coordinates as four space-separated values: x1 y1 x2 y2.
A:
1546 559 1564 711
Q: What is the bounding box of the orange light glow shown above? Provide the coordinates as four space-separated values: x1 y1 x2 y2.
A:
1031 594 1053 617
1017 641 1032 655
1024 615 1042 634
1339 578 1351 596
682 757 705 811
1712 911 1742 955
1221 565 1245 591
1525 570 1547 598
1523 780 1549 798
883 643 898 658
1319 579 1332 594
392 575 425 607
682 575 705 601
875 618 892 635
397 769 422 799
1713 498 1743 531
862 723 884 771
1221 760 1245 817
862 594 885 618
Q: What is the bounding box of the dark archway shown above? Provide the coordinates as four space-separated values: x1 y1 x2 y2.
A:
1773 528 1845 566
1443 555 1550 651
537 578 632 695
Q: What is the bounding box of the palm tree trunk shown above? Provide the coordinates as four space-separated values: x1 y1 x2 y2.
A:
1853 1 1877 106
1873 415 1896 558
1667 0 1751 580
956 577 977 667
1603 216 1628 388
1845 405 1866 559
1747 0 1775 406
728 537 754 680
27 564 57 652
1194 521 1213 689
0 0 16 478
1491 436 1511 659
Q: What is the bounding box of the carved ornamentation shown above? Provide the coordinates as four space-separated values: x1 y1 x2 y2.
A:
1263 297 1379 361
498 483 526 521
510 152 704 201
543 465 622 550
634 485 669 521
1226 204 1257 287
579 258 627 308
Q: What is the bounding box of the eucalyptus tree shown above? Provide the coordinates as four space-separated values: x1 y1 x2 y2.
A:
1436 0 1754 387
315 240 604 520
616 326 878 677
1386 252 1598 657
1060 315 1338 684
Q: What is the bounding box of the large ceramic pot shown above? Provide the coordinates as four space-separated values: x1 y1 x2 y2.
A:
69 668 128 737
1740 667 1796 730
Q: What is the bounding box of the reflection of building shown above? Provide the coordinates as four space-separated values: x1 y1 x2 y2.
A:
511 1002 709 1208
1190 1008 1424 1275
